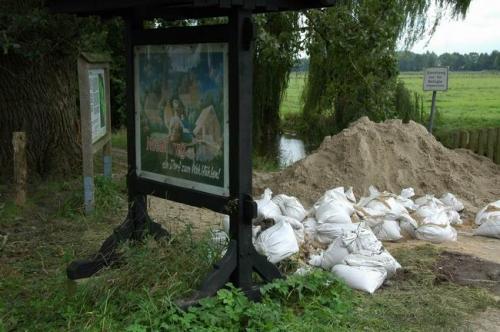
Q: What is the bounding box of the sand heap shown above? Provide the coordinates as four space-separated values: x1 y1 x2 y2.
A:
254 117 500 212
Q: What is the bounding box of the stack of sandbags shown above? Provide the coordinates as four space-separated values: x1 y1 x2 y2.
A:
308 223 400 294
412 194 459 243
253 189 308 263
312 187 359 245
474 200 500 239
356 186 417 242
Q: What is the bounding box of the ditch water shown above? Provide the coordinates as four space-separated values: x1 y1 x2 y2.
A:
277 134 308 169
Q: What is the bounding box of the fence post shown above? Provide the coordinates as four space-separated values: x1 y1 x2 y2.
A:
487 128 497 161
495 128 500 164
459 130 469 148
12 132 27 206
468 130 479 153
451 131 460 149
478 129 488 156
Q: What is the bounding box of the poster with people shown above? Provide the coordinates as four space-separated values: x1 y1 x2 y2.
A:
134 43 229 196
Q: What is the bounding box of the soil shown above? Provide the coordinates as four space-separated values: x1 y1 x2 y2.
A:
254 117 500 216
434 251 500 296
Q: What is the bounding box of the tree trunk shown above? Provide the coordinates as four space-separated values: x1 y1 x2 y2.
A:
0 54 81 180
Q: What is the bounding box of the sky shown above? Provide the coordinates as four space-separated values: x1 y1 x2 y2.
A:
410 0 500 55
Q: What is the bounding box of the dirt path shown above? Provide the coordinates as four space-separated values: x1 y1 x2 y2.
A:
385 231 500 265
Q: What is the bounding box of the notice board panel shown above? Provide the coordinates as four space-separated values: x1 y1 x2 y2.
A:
134 43 229 196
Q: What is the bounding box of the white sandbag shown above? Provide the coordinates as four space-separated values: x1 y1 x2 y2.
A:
303 218 318 240
360 192 410 221
343 250 401 277
414 195 446 208
272 194 307 222
315 200 353 224
315 222 359 245
415 224 457 243
400 188 415 199
252 225 262 245
439 193 464 212
345 187 356 203
314 187 355 209
372 220 403 242
399 218 418 239
255 188 282 222
342 224 383 254
316 238 350 270
474 220 500 239
275 215 305 244
415 206 450 227
254 220 299 263
446 209 462 225
395 196 417 212
475 200 500 225
331 264 387 294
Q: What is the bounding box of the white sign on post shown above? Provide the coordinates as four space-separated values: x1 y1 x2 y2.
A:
89 69 108 144
423 67 448 91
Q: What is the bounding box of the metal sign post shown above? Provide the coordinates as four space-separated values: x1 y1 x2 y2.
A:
423 67 448 134
77 53 113 214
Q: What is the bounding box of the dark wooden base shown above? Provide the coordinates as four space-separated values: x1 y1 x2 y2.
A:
67 198 169 280
176 239 282 308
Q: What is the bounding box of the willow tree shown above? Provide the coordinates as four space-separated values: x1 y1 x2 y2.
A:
0 1 110 180
253 12 301 152
302 0 472 134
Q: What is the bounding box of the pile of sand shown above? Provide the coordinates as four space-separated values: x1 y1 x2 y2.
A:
254 117 500 213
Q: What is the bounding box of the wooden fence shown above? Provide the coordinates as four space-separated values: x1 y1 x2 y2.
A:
438 128 500 164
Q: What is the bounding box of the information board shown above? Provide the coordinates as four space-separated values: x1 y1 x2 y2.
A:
89 69 108 143
423 67 449 91
134 43 229 196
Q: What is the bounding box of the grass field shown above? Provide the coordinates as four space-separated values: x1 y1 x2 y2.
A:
281 71 500 133
400 71 500 132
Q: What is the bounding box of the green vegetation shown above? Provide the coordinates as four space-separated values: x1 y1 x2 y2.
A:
111 128 128 150
280 72 307 116
281 71 500 134
399 50 500 72
400 71 500 132
1 177 498 331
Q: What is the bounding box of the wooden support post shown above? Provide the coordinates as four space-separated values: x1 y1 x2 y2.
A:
478 129 488 156
468 129 479 153
459 130 469 149
495 128 500 164
103 141 112 178
79 58 95 215
486 128 497 161
12 132 27 206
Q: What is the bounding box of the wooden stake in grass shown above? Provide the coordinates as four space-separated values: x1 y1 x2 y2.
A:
12 132 27 206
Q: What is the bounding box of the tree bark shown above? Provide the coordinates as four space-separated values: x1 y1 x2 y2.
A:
0 54 81 180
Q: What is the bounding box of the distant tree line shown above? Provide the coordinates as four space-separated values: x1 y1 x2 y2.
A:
398 50 500 71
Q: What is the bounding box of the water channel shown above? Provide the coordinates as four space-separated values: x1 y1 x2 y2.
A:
277 134 308 169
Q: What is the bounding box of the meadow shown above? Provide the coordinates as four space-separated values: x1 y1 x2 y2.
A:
281 71 500 133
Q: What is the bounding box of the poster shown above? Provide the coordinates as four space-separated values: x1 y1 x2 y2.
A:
88 69 107 143
134 43 229 196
